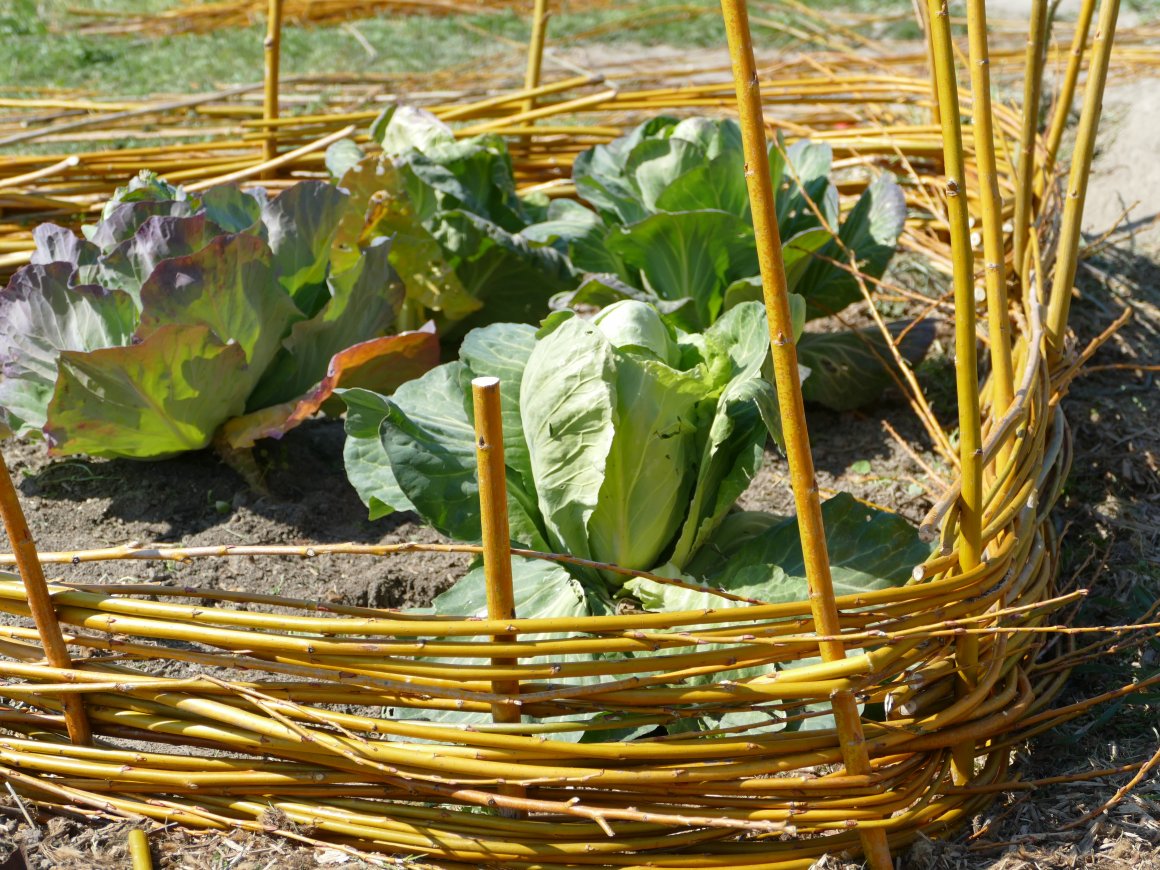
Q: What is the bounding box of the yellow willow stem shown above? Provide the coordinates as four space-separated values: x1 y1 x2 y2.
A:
0 450 91 745
1012 0 1049 280
1046 0 1120 359
471 377 525 814
926 0 984 788
128 829 152 870
913 0 941 126
718 0 892 867
522 0 551 116
261 0 284 174
1039 0 1098 193
965 0 1015 453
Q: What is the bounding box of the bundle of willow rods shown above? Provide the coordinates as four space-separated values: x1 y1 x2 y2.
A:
1 11 1157 276
0 0 1153 865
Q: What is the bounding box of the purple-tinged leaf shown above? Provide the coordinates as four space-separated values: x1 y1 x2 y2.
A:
137 233 301 394
86 199 195 253
0 262 135 437
99 213 225 306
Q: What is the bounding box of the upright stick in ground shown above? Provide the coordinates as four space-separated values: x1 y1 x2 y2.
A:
262 0 285 173
718 0 893 866
1047 0 1121 359
471 376 526 814
925 0 984 786
0 450 91 744
964 0 1015 452
1013 0 1049 282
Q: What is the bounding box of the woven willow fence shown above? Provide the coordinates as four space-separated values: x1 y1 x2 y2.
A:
0 0 1146 867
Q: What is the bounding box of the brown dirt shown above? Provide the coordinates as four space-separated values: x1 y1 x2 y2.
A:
0 421 470 610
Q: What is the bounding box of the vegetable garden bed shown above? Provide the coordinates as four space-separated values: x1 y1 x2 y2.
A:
0 0 1155 867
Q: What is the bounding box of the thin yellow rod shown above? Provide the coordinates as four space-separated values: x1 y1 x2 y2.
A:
1046 0 1121 358
965 0 1015 435
926 0 984 786
717 0 893 866
1040 0 1098 192
522 0 551 116
0 451 91 745
1012 0 1049 279
262 0 285 172
128 829 153 870
471 377 525 813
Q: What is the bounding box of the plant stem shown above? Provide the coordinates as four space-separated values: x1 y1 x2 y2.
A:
718 0 893 866
0 450 91 745
1046 0 1120 358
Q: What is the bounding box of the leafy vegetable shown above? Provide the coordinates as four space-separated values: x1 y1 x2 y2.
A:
546 116 918 408
330 106 578 340
0 173 439 459
347 301 796 601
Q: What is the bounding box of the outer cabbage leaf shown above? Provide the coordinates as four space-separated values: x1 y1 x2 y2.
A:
521 199 620 275
0 263 136 436
721 228 831 312
198 184 264 234
136 233 300 396
220 328 439 450
246 236 402 411
797 319 935 411
260 180 350 315
430 210 577 343
331 157 479 322
797 173 907 319
45 324 251 459
98 213 225 305
393 556 617 741
30 224 102 284
632 492 930 610
86 199 196 253
456 322 538 481
341 387 413 519
376 362 549 550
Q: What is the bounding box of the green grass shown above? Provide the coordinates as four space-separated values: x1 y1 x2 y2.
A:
0 0 917 99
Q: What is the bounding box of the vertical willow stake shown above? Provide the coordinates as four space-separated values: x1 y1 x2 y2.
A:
926 0 984 786
0 450 91 745
965 0 1015 445
718 1 891 866
1047 0 1120 358
523 0 551 116
1012 0 1049 281
262 0 284 175
471 376 526 813
1039 0 1098 195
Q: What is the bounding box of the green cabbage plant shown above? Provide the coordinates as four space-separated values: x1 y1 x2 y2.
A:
0 173 439 459
343 300 928 613
527 116 933 411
